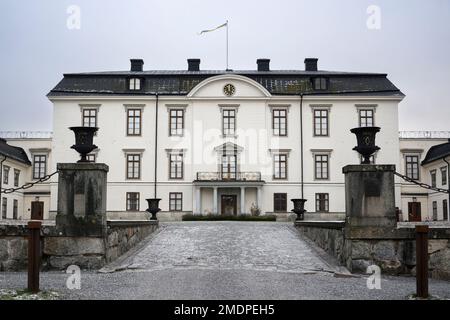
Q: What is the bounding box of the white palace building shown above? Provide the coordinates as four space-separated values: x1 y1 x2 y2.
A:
1 58 449 222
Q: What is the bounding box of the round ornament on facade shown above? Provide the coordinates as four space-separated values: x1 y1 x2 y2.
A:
223 83 236 96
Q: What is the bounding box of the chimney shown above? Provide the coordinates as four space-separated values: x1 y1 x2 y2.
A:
257 59 270 71
187 59 200 71
130 59 144 72
304 58 318 71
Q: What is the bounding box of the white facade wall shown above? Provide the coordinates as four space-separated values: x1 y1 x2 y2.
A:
49 75 402 219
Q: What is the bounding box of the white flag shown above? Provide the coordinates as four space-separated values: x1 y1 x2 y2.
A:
198 22 227 35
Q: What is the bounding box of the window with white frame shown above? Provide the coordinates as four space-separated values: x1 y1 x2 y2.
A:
33 155 47 179
405 155 419 180
129 78 141 90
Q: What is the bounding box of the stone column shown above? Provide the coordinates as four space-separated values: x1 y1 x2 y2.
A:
240 187 246 215
256 187 262 210
56 163 109 237
195 187 201 215
342 164 397 236
213 187 218 215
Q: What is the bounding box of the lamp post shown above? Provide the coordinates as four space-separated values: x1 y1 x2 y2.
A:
291 198 307 221
350 126 380 164
146 198 161 221
69 127 98 163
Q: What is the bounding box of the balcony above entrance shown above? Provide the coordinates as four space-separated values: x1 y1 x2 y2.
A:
196 171 263 182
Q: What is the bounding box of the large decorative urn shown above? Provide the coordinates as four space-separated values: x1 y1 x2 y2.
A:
291 199 307 221
146 198 161 221
350 126 380 164
69 126 98 163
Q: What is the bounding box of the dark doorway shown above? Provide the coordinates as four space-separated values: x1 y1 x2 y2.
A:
408 202 421 222
31 201 44 220
221 195 237 215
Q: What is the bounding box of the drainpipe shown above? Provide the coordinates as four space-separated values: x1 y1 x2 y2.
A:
444 155 450 221
299 94 304 198
0 155 6 219
154 93 159 198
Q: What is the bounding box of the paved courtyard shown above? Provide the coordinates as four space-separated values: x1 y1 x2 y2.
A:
1 222 450 300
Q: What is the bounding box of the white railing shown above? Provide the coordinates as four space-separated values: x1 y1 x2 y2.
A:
399 131 450 139
0 131 53 139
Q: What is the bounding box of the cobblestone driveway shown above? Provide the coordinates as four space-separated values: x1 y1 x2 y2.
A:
121 222 333 274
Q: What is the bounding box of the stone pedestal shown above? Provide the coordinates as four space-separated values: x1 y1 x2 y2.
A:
342 165 397 234
56 163 109 237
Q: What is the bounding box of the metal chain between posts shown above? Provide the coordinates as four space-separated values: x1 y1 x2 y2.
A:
394 171 449 194
0 171 59 194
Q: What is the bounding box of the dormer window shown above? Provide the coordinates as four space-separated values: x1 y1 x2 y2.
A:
129 78 142 91
313 77 327 90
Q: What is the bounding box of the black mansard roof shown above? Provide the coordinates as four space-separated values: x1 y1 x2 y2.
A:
421 140 450 165
48 69 403 97
0 138 31 166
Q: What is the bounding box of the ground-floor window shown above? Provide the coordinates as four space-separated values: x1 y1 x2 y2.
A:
432 201 438 221
273 193 287 212
443 199 448 221
169 192 183 211
126 192 140 211
1 197 7 219
13 199 18 219
315 193 329 212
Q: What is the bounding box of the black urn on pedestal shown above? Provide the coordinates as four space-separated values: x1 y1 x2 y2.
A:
291 199 307 221
146 198 161 221
350 126 380 164
69 126 98 163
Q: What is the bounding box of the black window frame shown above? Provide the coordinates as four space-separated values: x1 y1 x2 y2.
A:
126 154 141 180
2 197 7 219
315 193 329 212
222 109 236 136
359 109 374 127
127 108 142 136
169 192 183 211
430 170 437 188
82 108 97 128
13 169 20 187
432 201 438 221
126 192 140 211
12 199 18 220
405 155 420 180
272 109 287 136
128 77 143 91
314 154 329 180
273 154 287 180
33 155 47 179
3 165 9 184
312 77 328 90
443 199 448 221
313 109 329 136
441 167 447 186
169 109 184 136
273 193 287 212
86 154 96 163
169 153 184 179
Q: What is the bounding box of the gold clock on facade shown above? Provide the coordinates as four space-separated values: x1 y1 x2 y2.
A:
223 83 235 96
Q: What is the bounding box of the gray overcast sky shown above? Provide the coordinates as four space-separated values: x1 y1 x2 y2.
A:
0 0 449 131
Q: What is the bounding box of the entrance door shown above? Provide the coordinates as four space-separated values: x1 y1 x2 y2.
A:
221 195 237 215
31 201 44 220
408 202 421 222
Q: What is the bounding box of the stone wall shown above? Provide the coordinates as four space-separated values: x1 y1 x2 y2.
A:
0 220 158 271
295 222 450 280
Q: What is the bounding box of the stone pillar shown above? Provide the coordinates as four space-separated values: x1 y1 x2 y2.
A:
256 187 262 210
240 187 246 215
213 187 218 215
56 163 109 237
195 187 201 215
342 164 397 235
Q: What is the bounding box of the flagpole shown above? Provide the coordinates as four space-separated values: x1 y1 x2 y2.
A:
226 20 229 70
